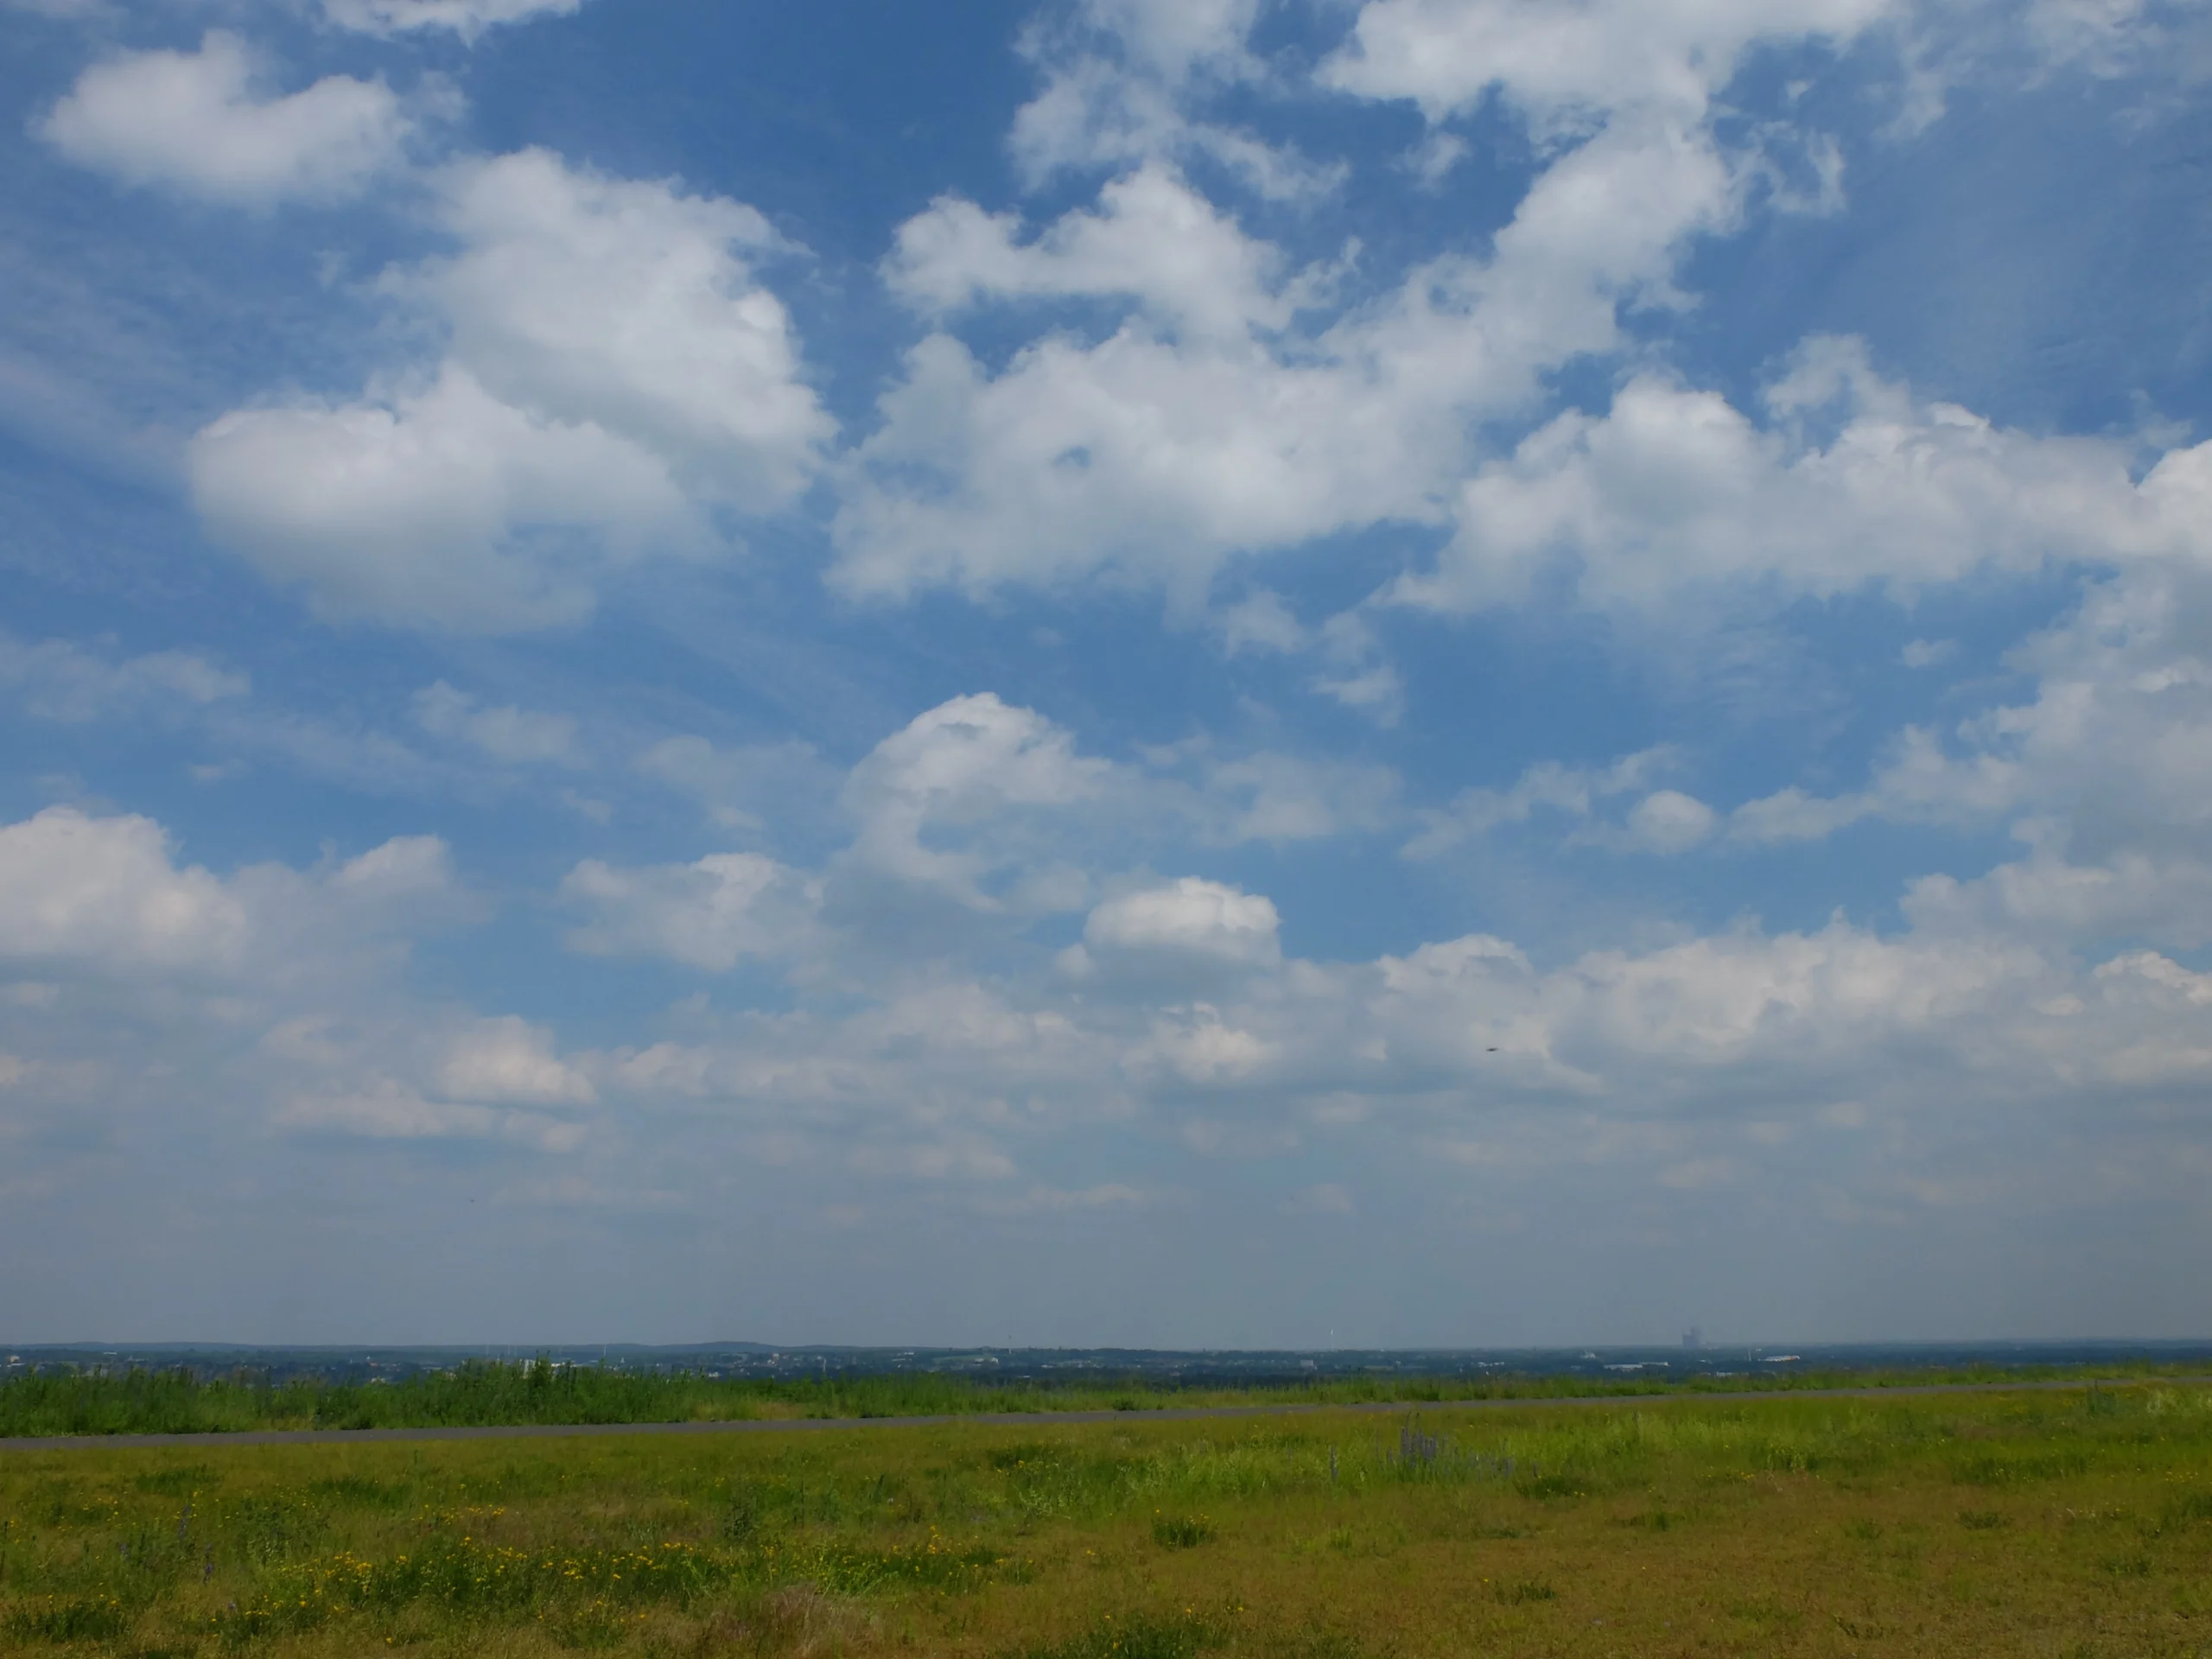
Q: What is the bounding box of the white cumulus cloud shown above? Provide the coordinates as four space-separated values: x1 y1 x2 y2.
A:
38 33 410 207
321 0 582 40
191 149 830 632
562 852 818 970
0 808 458 993
1393 338 2212 613
889 163 1294 344
1321 0 1901 125
1084 877 1281 965
192 365 691 632
1726 560 2212 951
1007 0 1340 199
836 44 1790 605
840 694 1110 903
409 149 831 508
1625 790 1719 853
436 1016 596 1105
0 807 250 971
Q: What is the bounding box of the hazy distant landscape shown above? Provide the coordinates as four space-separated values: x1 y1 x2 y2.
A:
19 1338 2212 1390
7 1342 2211 1654
8 1341 2212 1440
5 1367 2209 1656
9 0 2212 1647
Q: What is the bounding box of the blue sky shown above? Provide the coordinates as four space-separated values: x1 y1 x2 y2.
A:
4 0 2212 1348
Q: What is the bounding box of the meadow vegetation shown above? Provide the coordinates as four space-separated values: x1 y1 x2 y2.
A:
3 1357 2205 1439
3 1382 2211 1656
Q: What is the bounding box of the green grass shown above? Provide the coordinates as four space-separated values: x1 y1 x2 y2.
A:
1147 1516 1213 1549
2 1381 2211 1655
1016 1611 1224 1659
3 1355 2206 1440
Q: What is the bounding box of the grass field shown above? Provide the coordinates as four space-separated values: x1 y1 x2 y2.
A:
4 1357 2206 1439
3 1382 2210 1657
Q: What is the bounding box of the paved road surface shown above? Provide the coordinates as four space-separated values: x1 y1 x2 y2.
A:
2 1374 2196 1454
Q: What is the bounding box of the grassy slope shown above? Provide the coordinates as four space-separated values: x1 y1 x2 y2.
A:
3 1357 2205 1438
3 1382 2210 1656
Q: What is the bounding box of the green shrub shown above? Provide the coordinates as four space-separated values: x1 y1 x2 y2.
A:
1151 1515 1214 1548
5 1594 134 1643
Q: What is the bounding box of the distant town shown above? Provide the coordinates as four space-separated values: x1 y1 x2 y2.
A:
9 1338 2209 1387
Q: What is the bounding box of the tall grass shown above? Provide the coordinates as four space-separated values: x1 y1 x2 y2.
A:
3 1384 2209 1656
4 1355 2200 1440
0 1362 1067 1437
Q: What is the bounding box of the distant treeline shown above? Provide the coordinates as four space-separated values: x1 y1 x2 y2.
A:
1 1355 2202 1439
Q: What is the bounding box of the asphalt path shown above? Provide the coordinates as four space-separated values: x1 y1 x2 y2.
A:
2 1374 2198 1454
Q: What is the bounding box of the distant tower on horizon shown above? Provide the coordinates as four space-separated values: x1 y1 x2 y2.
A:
1682 1326 1703 1351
